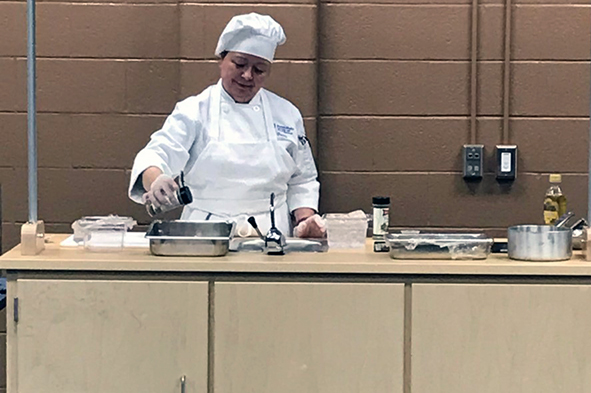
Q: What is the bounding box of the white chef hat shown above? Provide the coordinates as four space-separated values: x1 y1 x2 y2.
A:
215 13 286 63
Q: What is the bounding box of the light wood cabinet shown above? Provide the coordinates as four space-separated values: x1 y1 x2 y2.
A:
214 282 405 393
8 279 208 393
5 251 591 393
411 284 591 393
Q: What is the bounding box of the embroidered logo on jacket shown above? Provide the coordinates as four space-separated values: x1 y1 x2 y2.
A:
274 123 294 136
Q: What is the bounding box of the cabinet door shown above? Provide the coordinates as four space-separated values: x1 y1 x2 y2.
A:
214 282 405 393
9 279 208 393
412 284 591 393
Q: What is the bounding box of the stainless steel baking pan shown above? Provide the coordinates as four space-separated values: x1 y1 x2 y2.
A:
231 237 329 253
146 220 235 257
385 233 493 260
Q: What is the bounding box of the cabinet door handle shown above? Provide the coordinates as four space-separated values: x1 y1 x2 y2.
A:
180 375 186 393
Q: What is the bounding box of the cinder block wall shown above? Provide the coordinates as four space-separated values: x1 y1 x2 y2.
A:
0 0 589 250
317 0 590 232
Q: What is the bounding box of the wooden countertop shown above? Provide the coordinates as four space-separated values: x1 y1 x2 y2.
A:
0 234 590 276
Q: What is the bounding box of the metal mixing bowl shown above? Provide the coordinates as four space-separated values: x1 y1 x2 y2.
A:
507 225 572 261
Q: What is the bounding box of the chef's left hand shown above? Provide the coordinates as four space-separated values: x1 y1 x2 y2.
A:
293 214 326 238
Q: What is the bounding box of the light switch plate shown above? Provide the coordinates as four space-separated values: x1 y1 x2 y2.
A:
496 145 517 180
463 144 484 179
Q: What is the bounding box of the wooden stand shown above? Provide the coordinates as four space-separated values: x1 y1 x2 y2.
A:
21 221 45 255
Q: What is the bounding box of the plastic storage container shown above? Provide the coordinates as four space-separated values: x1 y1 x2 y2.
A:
324 211 368 249
83 223 127 252
72 215 136 242
385 232 493 260
71 215 136 252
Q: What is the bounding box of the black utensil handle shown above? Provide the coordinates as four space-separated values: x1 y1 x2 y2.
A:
247 216 258 229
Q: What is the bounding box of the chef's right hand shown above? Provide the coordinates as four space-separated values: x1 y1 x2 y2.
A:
142 174 178 209
293 214 327 238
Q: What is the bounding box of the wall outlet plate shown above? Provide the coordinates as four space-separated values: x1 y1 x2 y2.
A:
463 144 484 179
496 145 517 180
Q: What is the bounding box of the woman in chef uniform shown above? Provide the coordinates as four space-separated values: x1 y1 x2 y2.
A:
128 13 324 238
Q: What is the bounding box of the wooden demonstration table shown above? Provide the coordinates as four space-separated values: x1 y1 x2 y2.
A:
2 234 591 393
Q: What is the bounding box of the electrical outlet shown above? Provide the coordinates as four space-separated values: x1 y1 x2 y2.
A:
463 144 484 179
496 145 517 180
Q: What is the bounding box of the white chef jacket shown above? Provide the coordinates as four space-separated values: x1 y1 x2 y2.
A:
128 81 320 236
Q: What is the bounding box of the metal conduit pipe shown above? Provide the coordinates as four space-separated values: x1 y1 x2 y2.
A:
502 0 512 144
588 36 591 225
27 0 38 223
469 0 479 145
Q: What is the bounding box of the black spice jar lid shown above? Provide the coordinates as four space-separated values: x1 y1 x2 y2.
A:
372 196 390 205
178 186 193 205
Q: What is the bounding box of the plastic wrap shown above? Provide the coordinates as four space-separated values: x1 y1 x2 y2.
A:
385 232 493 260
72 215 136 240
71 215 136 251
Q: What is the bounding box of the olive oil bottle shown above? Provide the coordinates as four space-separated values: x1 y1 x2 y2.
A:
543 174 567 225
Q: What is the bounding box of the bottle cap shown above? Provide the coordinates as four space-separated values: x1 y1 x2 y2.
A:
549 174 562 184
178 186 193 205
372 196 390 205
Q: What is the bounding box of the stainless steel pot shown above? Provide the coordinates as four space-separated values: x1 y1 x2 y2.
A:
508 225 572 261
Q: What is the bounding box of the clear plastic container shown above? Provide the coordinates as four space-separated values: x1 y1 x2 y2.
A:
83 224 127 252
72 215 136 242
71 215 136 251
324 211 368 249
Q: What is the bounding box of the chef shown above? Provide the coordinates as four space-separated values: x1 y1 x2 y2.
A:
128 13 325 238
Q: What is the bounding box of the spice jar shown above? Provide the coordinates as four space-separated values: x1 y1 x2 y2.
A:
372 196 390 252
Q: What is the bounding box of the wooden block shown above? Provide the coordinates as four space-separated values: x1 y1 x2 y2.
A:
20 221 45 256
